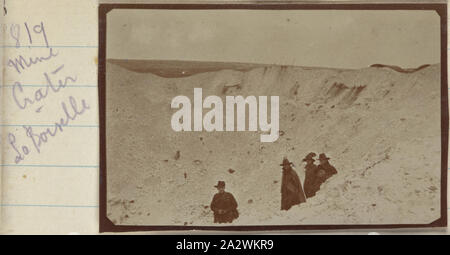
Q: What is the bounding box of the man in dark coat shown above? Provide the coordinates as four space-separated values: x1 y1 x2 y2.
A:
314 153 338 191
303 152 319 198
280 157 306 210
210 181 239 223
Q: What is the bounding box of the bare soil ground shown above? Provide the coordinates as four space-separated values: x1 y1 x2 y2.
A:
105 60 441 226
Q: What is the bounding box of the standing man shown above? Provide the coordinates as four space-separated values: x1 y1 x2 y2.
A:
315 153 338 190
280 157 306 210
210 181 239 223
303 152 319 198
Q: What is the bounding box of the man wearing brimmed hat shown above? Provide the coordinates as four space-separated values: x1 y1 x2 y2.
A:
280 157 306 210
303 152 319 198
314 153 338 190
210 181 239 223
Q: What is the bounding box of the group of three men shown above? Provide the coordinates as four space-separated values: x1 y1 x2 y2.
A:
281 152 338 211
209 153 338 223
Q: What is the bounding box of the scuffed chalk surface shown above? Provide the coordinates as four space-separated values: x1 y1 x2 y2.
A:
105 60 441 226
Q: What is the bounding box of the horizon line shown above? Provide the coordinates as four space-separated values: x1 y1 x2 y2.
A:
106 58 439 71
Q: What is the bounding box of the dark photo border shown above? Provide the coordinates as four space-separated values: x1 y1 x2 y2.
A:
98 3 448 233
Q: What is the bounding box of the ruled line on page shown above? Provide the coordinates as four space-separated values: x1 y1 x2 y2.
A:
0 164 99 168
0 45 98 48
0 203 98 208
0 124 99 127
0 84 97 88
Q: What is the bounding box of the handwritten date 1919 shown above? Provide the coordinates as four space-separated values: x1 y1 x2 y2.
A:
5 21 49 48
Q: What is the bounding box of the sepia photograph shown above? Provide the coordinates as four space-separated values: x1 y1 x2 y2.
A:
99 4 447 231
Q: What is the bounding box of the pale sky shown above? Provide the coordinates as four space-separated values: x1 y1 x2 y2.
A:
106 9 440 69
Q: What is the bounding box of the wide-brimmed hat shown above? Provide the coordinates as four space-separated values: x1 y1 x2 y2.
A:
280 157 294 166
214 181 225 188
318 153 330 160
302 152 316 162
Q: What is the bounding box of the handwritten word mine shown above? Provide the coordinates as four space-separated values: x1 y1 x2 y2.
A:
8 47 58 74
171 88 280 143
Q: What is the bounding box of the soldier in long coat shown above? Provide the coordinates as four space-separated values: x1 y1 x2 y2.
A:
303 152 319 198
280 157 306 210
314 153 338 191
210 181 239 223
